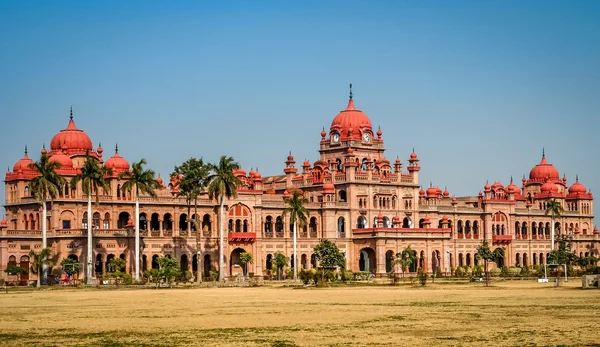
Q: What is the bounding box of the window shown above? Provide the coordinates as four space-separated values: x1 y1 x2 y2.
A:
63 220 71 229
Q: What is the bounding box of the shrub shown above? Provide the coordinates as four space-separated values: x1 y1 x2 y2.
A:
122 274 133 285
454 267 465 278
249 272 254 279
417 268 428 286
473 265 484 277
490 268 502 277
435 267 443 278
353 271 371 281
184 270 193 281
299 269 313 285
209 270 219 281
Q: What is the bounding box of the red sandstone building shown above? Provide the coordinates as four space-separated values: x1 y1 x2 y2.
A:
1 93 598 283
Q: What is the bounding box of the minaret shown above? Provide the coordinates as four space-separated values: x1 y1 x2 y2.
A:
284 152 297 188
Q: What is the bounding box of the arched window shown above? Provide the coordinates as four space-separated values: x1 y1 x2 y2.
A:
265 216 273 233
82 212 88 229
151 213 160 231
163 213 173 231
243 220 248 232
309 217 317 233
339 190 347 202
235 219 242 232
202 214 211 232
117 212 130 229
383 216 391 228
357 216 367 229
275 217 283 233
179 214 188 231
361 158 368 171
103 213 110 229
93 212 101 229
139 213 148 231
228 219 233 232
337 217 345 236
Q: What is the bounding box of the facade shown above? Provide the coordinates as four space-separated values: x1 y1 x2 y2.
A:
2 94 599 283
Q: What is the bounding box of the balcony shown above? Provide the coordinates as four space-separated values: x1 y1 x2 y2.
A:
492 235 513 244
228 232 256 242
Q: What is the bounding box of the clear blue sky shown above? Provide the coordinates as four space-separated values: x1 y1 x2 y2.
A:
1 1 599 218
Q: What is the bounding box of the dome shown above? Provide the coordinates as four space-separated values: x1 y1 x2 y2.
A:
0 218 6 227
507 183 520 194
49 153 73 169
323 183 335 193
410 151 418 160
568 177 587 194
491 182 504 191
286 153 294 162
50 110 93 153
105 145 130 172
419 188 425 197
541 179 559 193
395 157 401 165
529 155 559 181
426 186 438 197
484 182 491 191
13 148 34 173
376 128 382 137
443 188 450 197
233 168 246 177
156 175 163 185
253 170 262 179
330 97 373 141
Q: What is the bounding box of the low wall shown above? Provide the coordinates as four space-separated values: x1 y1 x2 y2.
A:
582 275 600 289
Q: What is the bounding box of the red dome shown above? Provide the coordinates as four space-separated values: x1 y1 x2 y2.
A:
507 183 520 194
253 170 262 179
541 179 559 193
49 153 73 169
156 175 163 185
568 177 587 194
443 188 450 197
0 218 6 227
323 183 335 193
426 186 438 197
484 182 491 191
13 150 34 173
410 151 418 160
330 98 373 141
529 156 559 181
491 182 504 191
419 189 425 196
233 168 246 177
50 112 93 153
105 146 130 172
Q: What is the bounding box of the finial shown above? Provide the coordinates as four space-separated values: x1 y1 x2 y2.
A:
576 174 579 181
349 83 353 100
542 147 545 158
70 106 73 120
115 143 119 153
430 181 432 187
42 143 46 149
412 147 415 153
25 145 28 155
98 142 102 148
510 175 513 183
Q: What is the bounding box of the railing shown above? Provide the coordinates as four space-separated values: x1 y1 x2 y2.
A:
492 235 513 243
228 232 256 242
310 231 317 238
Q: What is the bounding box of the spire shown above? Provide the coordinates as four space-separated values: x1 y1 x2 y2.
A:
510 175 513 183
99 142 102 148
42 143 46 150
115 143 119 153
576 174 579 181
25 145 28 155
70 106 73 120
542 147 545 158
349 83 353 100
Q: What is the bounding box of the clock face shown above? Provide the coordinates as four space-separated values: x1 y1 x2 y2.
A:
333 133 340 142
363 132 370 141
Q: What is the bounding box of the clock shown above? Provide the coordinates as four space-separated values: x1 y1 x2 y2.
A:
363 132 370 141
332 133 340 143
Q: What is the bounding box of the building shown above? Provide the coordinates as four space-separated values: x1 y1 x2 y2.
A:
2 92 599 283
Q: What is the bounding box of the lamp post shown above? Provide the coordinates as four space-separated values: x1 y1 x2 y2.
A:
446 250 451 276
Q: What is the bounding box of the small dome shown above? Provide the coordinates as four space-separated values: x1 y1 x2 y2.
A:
410 151 418 160
376 128 382 137
323 183 335 193
347 147 354 155
491 182 504 191
484 182 491 191
266 187 276 194
568 177 587 194
49 153 73 169
41 145 47 155
478 191 483 197
377 213 384 220
451 197 457 204
13 149 34 173
395 157 401 165
419 188 425 197
426 185 438 197
156 175 163 185
105 145 130 172
541 179 559 193
321 129 326 138
442 215 449 221
529 155 560 181
253 170 262 179
283 190 291 197
233 168 246 177
0 219 6 227
435 187 443 195
393 215 401 222
287 153 294 162
126 218 134 227
443 188 450 197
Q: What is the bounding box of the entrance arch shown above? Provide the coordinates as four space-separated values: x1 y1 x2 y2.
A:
180 254 189 274
229 248 245 277
359 248 376 273
203 254 211 277
385 250 394 273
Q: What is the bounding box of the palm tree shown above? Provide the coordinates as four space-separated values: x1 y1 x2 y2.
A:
545 198 564 251
71 154 112 283
119 159 159 282
282 190 309 281
207 156 243 281
394 245 417 278
29 248 55 288
28 152 65 283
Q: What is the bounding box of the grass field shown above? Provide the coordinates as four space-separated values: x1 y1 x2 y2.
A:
0 280 599 346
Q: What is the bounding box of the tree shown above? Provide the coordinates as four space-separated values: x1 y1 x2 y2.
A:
28 152 66 283
207 156 243 281
274 252 288 280
71 153 112 284
476 241 505 286
394 246 417 278
313 239 345 285
548 235 576 287
119 158 160 282
172 158 210 283
29 248 55 288
60 258 80 279
545 198 564 251
282 190 309 281
158 256 180 288
4 266 28 285
239 252 254 277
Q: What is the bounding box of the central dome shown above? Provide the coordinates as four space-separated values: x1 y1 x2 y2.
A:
50 110 93 153
330 98 373 141
529 155 559 181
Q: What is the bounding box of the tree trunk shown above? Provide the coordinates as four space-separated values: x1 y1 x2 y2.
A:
551 217 555 251
86 193 93 284
293 220 297 281
485 260 489 287
135 194 140 282
37 268 41 288
218 196 225 281
41 201 47 285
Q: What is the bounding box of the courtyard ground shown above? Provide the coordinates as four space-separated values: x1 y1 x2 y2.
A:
0 280 598 346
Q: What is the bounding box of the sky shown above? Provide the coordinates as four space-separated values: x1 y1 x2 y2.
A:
1 1 599 218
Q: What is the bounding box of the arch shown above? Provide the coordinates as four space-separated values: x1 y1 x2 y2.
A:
275 216 284 233
466 253 472 266
235 219 242 232
103 212 110 229
243 220 248 233
68 254 78 261
337 217 345 235
179 214 188 231
139 213 148 231
152 255 160 269
473 221 479 236
311 253 317 268
204 254 211 277
266 254 273 270
301 254 308 269
202 214 212 232
82 212 88 230
402 217 412 228
106 254 116 272
419 218 425 228
356 216 367 229
431 250 440 273
419 251 426 271
383 216 391 228
264 216 273 234
163 213 173 231
523 253 528 267
309 217 317 234
180 254 189 273
516 253 521 266
93 212 101 229
457 220 463 235
229 248 245 277
465 220 471 235
117 212 130 229
385 250 394 273
150 213 160 231
95 254 104 275
191 214 199 231
142 254 148 272
533 253 537 265
359 248 376 273
458 253 464 267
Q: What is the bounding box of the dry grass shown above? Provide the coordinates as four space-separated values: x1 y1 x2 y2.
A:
0 280 599 346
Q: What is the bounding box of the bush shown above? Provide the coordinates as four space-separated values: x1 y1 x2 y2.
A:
435 267 443 278
314 270 336 286
490 268 502 277
473 265 484 277
122 274 133 285
209 270 219 281
417 268 428 286
299 269 313 285
184 271 193 281
454 267 465 278
341 270 354 282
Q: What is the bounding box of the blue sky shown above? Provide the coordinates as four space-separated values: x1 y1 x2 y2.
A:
1 1 599 218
